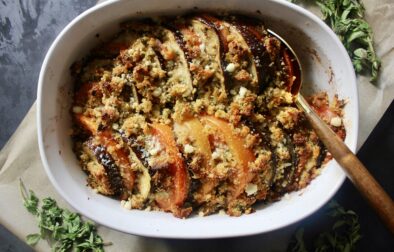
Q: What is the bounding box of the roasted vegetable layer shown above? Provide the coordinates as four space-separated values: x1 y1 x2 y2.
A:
71 14 346 218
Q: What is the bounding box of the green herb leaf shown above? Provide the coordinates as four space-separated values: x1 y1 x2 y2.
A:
20 179 39 215
20 180 111 251
289 0 381 83
26 233 41 246
287 201 362 252
288 228 308 252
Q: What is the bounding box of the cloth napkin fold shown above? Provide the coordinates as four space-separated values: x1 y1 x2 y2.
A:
1 0 393 251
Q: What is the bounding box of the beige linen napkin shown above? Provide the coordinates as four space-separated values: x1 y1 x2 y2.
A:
0 0 393 251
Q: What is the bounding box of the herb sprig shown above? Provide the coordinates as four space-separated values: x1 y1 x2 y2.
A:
20 179 111 251
290 0 381 83
288 201 362 252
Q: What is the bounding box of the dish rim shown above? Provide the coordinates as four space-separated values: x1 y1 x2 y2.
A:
37 0 359 239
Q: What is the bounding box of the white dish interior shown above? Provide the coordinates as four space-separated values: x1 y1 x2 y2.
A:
37 0 358 239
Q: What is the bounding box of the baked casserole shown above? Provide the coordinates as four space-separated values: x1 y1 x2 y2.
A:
70 14 345 218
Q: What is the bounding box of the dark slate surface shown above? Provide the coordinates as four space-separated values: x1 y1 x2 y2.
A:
0 0 393 251
0 0 96 149
0 0 96 251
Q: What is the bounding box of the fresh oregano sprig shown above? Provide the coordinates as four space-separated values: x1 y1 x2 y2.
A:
317 0 380 83
288 201 362 252
290 0 381 83
20 179 111 251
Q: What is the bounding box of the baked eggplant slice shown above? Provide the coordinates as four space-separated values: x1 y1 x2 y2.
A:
226 16 275 92
158 27 194 100
243 120 277 200
292 129 323 190
121 21 194 103
267 122 298 197
77 114 152 207
93 135 134 198
82 138 126 198
166 18 227 101
126 146 151 209
196 14 258 93
75 115 135 198
126 37 167 103
80 139 122 197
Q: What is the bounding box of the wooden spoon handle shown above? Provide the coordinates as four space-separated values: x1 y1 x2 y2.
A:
296 95 394 234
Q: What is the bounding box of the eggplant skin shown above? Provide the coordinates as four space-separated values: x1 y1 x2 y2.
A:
85 139 125 198
226 15 275 91
195 14 259 91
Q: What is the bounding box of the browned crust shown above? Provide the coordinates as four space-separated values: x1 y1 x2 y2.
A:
70 14 345 218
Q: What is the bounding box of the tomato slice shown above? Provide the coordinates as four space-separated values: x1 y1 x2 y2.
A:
74 82 93 106
282 48 301 95
150 123 189 213
174 118 218 203
174 118 212 166
200 116 255 198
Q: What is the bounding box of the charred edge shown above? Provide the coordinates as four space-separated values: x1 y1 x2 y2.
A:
261 128 278 188
187 173 201 205
120 84 132 102
165 22 193 63
285 132 298 186
250 122 278 188
195 14 232 86
120 132 150 168
316 140 327 168
88 142 125 197
228 17 272 91
266 132 278 188
151 43 167 70
270 131 298 195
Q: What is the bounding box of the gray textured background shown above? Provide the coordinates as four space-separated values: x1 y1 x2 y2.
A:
0 0 96 149
0 0 95 251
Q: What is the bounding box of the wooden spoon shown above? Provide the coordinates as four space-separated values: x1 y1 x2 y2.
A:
268 29 394 234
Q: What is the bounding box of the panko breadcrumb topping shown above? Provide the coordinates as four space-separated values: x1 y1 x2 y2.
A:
71 14 346 218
